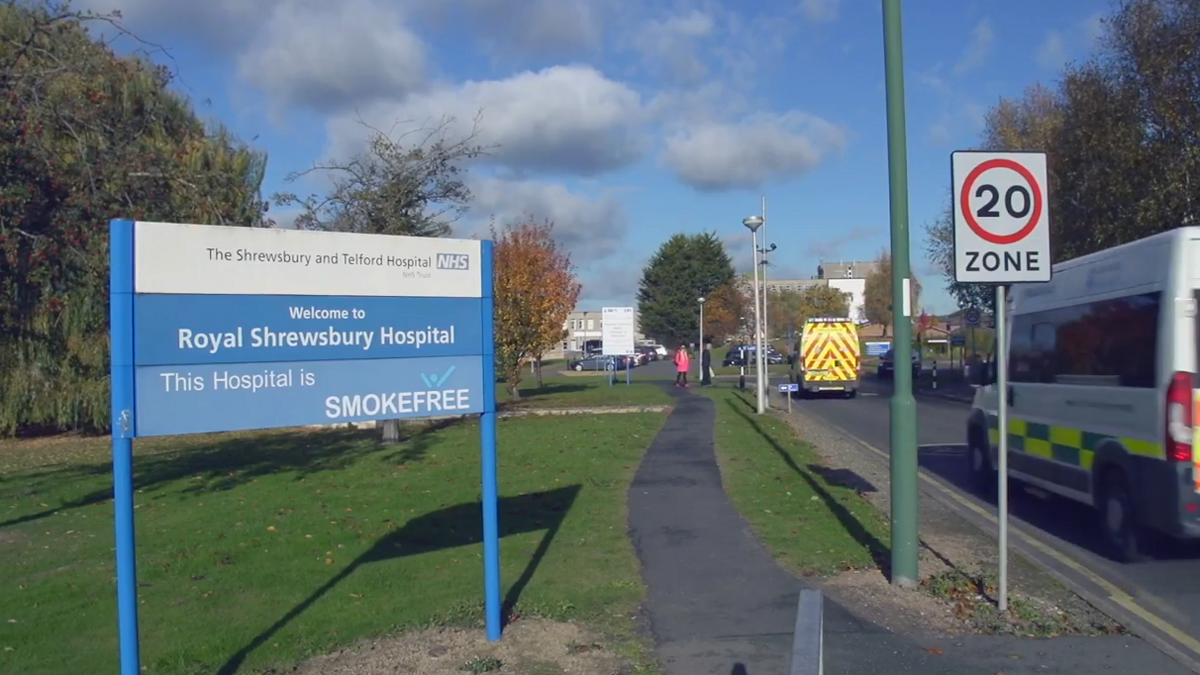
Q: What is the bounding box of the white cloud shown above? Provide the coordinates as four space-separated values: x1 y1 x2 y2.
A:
629 9 716 83
806 226 881 260
466 177 629 258
661 112 847 192
73 0 266 47
1037 30 1068 70
327 65 645 176
1082 12 1106 45
413 0 610 59
953 18 994 75
237 0 426 112
579 258 645 305
1038 13 1107 70
799 0 843 22
915 64 985 146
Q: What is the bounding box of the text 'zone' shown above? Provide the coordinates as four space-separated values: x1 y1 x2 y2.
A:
965 250 1041 272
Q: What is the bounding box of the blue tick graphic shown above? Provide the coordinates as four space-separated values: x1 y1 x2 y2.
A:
420 365 456 388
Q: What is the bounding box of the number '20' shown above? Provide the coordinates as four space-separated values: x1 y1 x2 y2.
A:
974 184 1031 219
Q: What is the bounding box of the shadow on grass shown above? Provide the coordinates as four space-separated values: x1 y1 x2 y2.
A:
0 420 467 530
498 382 592 405
722 390 891 573
217 484 582 675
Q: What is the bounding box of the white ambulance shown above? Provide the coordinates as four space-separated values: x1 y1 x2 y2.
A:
967 227 1200 562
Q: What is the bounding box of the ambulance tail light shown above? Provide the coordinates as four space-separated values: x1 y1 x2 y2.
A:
1165 371 1193 462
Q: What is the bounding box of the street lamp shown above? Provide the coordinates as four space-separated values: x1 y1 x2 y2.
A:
759 242 777 360
743 215 766 414
697 296 706 381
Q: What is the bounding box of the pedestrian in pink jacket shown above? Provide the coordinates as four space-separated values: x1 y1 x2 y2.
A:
674 344 691 387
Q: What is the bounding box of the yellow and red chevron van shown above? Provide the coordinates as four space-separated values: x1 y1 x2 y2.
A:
793 317 861 398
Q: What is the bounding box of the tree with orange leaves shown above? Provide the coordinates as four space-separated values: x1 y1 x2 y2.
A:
702 280 746 343
493 217 582 398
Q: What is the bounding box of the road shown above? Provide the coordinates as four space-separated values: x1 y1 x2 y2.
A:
795 374 1200 670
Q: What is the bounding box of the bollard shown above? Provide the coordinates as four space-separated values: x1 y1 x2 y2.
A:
789 589 823 675
739 366 746 390
932 360 938 390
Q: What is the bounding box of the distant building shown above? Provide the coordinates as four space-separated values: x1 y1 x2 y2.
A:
764 278 826 293
735 259 880 323
818 261 880 323
541 307 645 360
817 261 879 280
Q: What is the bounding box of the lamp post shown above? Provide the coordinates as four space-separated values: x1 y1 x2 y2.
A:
697 296 706 380
760 196 769 360
758 241 777 394
743 215 765 414
882 0 919 589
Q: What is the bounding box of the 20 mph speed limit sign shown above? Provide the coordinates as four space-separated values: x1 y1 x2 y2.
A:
951 151 1052 283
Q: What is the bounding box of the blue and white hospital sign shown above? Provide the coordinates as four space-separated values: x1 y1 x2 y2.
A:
119 221 493 437
109 220 503 675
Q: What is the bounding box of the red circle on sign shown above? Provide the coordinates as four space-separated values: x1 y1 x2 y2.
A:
960 158 1043 245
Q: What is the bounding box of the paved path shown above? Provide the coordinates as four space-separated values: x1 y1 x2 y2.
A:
627 385 1192 674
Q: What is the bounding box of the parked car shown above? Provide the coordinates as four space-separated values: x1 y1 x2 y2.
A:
723 344 749 367
636 345 659 362
568 354 634 371
876 347 920 379
724 344 784 367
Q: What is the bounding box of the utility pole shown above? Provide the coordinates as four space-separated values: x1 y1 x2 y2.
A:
761 195 769 350
882 0 919 588
743 215 766 414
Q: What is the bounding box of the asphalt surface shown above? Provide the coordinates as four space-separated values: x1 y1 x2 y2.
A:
793 374 1200 670
626 383 1189 674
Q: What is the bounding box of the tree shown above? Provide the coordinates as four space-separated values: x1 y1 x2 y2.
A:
493 218 581 399
768 286 851 334
274 113 491 236
925 0 1200 311
862 251 920 336
924 83 1064 313
637 232 735 347
0 1 269 435
800 286 852 323
924 203 998 316
702 280 746 343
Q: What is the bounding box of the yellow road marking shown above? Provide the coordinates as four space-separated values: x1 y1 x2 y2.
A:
821 419 1200 659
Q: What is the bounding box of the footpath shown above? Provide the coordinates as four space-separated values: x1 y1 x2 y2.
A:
627 385 1188 675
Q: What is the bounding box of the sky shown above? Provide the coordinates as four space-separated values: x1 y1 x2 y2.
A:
79 0 1108 313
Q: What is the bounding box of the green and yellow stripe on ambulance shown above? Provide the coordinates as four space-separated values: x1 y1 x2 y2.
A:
986 416 1165 472
1193 391 1200 492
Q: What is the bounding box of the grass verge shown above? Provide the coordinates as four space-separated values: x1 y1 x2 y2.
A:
496 375 671 409
697 387 889 575
0 413 667 675
711 364 789 377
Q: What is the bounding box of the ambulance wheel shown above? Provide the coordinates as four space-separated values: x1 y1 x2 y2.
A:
967 425 996 499
845 389 857 399
1098 468 1146 563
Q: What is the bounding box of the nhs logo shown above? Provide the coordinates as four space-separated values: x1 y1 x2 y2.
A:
436 253 471 270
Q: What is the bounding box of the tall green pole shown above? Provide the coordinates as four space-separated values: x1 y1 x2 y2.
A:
882 0 919 588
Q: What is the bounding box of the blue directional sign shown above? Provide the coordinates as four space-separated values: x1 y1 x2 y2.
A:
108 220 504 675
778 383 799 392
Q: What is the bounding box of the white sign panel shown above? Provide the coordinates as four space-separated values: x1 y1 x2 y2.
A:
134 221 483 297
601 307 636 356
951 151 1052 283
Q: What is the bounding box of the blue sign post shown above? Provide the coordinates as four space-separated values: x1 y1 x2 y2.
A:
108 220 502 675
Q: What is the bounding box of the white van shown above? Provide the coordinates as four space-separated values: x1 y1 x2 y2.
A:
967 227 1200 562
